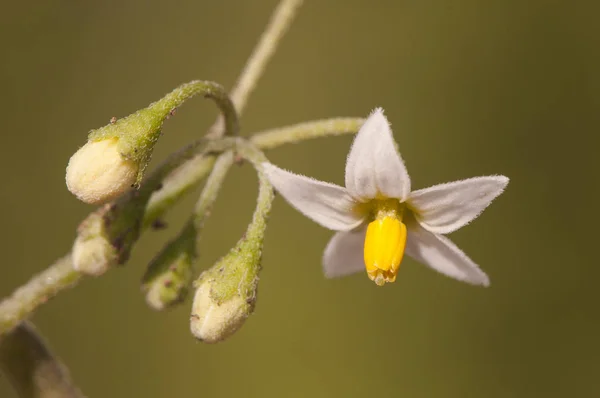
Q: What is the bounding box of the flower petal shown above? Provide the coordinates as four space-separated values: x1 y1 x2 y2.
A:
405 221 490 286
322 229 366 278
409 176 509 234
344 108 411 202
263 163 364 231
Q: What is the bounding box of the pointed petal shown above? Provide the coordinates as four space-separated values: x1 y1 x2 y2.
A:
409 176 509 234
322 229 366 278
344 108 411 201
263 163 364 231
405 221 490 286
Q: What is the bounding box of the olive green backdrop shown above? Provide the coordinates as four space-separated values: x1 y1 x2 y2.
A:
1 1 598 397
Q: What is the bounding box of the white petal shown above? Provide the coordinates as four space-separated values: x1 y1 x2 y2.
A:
344 108 411 201
409 176 509 234
405 221 489 286
263 163 364 231
322 229 366 278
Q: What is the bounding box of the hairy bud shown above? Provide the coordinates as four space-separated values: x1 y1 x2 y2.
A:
72 206 117 276
66 139 138 205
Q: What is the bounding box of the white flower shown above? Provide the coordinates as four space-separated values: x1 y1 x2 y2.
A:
263 108 508 286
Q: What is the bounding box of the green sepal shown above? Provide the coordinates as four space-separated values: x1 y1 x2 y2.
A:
87 80 238 187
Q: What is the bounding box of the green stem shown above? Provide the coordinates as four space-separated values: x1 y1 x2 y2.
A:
230 0 304 114
205 0 304 138
0 322 84 398
163 81 238 137
141 152 235 310
141 138 235 230
192 151 235 231
191 140 273 308
143 155 215 230
234 140 274 257
88 81 238 187
250 117 365 150
145 118 365 229
0 256 78 343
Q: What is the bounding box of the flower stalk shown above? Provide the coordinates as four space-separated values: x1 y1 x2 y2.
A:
0 322 84 398
141 151 235 310
205 0 304 138
250 117 365 150
0 256 77 335
66 81 238 205
190 141 274 343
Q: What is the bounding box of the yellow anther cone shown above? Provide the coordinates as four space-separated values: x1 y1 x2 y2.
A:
364 216 407 286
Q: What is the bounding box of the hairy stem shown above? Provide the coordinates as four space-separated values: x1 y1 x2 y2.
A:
231 0 304 113
146 118 365 229
141 152 235 310
0 256 78 335
0 322 84 398
169 81 239 137
192 151 235 231
206 0 304 138
143 150 215 230
250 117 365 149
234 140 274 254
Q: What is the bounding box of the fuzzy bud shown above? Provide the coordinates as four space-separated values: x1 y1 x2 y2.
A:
190 140 273 343
190 280 253 344
66 138 138 205
72 206 117 276
189 235 261 343
65 80 238 205
141 224 196 311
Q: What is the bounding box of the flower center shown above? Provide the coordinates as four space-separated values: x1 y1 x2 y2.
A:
363 199 407 286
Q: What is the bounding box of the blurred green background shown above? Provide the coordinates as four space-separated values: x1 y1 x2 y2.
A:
1 0 598 397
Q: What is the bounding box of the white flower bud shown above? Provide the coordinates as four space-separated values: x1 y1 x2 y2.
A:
72 205 118 276
66 139 138 205
189 142 272 343
72 233 115 276
190 281 252 344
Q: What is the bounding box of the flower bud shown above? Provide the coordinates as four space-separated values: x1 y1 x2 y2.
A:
190 140 273 343
190 280 253 344
65 80 238 205
189 226 264 343
66 138 138 205
72 206 117 276
141 224 196 311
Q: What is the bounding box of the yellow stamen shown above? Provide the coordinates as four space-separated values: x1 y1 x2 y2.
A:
363 200 407 286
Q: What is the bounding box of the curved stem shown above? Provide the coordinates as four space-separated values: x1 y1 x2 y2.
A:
234 140 274 256
143 156 215 230
163 80 239 137
190 141 273 320
206 0 304 138
144 118 365 229
141 152 235 310
142 138 235 230
0 322 83 398
0 256 78 338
